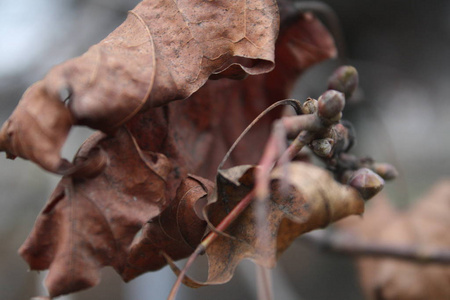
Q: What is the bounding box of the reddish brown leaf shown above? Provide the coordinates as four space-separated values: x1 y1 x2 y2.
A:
12 3 338 298
19 128 173 297
0 0 279 173
122 175 214 281
126 11 337 181
202 162 363 285
0 81 73 173
339 181 450 300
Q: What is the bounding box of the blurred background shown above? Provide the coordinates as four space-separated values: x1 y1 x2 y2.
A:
1 0 449 299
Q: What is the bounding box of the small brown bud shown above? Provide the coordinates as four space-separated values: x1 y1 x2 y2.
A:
372 163 399 180
328 65 359 99
347 168 384 200
311 138 334 157
318 90 345 120
302 98 318 114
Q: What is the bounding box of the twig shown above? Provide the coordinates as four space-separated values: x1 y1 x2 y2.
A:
168 99 303 300
167 71 394 299
301 230 450 264
256 265 273 300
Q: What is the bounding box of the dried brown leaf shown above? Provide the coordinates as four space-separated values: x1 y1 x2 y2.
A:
340 181 450 300
0 81 73 172
9 3 338 298
0 0 279 173
122 175 214 281
19 128 173 297
124 11 337 183
203 162 363 285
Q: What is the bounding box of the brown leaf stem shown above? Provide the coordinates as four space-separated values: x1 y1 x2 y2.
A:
217 99 302 171
167 190 256 300
202 190 256 247
278 130 316 164
166 246 205 300
252 108 330 300
256 264 273 300
281 113 322 136
302 231 450 264
255 113 320 200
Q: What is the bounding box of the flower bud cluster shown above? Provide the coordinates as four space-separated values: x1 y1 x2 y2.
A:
300 65 397 200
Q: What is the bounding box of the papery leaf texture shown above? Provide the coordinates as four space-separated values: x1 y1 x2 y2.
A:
19 128 173 297
9 0 338 297
0 0 279 173
202 162 364 285
123 175 214 281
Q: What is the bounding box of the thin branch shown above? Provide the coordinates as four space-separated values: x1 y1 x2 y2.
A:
256 265 273 300
301 230 450 264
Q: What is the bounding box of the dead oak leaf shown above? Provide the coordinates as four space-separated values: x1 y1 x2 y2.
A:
202 162 363 285
126 11 337 182
12 4 338 298
0 0 279 173
122 175 214 281
19 128 172 298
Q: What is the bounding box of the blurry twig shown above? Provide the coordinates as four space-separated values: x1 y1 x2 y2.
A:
302 230 450 264
256 265 273 300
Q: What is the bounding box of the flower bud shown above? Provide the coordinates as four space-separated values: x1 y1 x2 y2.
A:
327 65 359 99
318 90 345 120
347 168 384 200
372 163 398 180
301 98 318 114
311 138 334 157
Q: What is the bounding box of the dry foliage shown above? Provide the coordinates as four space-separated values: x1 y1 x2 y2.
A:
0 0 280 173
0 0 394 299
339 181 450 300
202 162 364 285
